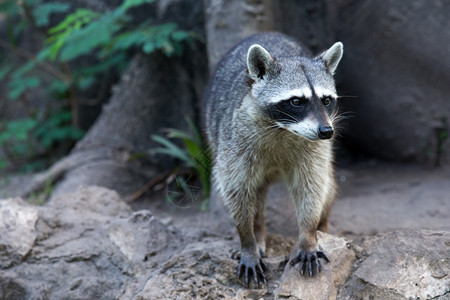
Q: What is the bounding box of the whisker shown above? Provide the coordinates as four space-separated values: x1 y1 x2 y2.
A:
273 109 300 123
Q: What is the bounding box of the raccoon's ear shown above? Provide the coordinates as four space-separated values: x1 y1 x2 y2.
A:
319 42 343 75
247 44 274 81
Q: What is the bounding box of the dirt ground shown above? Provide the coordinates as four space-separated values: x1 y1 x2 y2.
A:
331 161 450 238
133 160 450 244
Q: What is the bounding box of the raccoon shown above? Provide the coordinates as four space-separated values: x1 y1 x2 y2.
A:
204 32 343 287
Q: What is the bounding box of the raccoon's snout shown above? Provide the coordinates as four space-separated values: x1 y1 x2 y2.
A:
318 125 334 139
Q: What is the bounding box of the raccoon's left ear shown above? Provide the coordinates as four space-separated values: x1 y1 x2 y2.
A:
247 44 274 81
319 42 344 75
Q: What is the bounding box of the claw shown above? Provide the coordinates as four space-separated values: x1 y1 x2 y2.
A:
300 259 306 276
317 251 329 263
290 249 330 277
308 255 313 277
236 252 268 288
257 262 266 284
244 266 249 287
315 256 321 274
289 255 301 267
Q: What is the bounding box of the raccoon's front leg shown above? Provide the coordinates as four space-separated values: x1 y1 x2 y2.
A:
227 192 267 287
288 181 330 277
253 186 268 257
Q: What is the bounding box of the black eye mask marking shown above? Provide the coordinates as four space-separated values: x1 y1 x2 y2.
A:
264 97 309 125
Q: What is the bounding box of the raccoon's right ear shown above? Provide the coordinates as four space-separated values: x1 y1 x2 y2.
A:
247 44 274 81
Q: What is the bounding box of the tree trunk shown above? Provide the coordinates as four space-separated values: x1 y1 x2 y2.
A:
203 0 279 72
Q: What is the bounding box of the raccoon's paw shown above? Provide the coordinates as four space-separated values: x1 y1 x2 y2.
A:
236 252 268 288
289 250 329 277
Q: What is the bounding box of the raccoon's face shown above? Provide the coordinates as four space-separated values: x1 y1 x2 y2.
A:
246 42 343 141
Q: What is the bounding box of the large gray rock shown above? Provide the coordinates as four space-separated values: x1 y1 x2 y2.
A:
275 232 355 300
0 186 175 299
339 229 450 299
0 198 38 268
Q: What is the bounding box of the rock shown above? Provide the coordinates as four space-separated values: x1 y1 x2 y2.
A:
274 231 356 300
339 229 450 299
107 210 174 264
122 234 294 299
0 198 39 268
132 240 239 300
49 185 132 217
1 186 449 299
0 186 176 299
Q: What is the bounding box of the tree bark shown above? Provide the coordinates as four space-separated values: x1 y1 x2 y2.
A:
203 0 279 72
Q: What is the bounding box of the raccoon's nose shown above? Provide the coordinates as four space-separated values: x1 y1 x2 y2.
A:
318 125 334 139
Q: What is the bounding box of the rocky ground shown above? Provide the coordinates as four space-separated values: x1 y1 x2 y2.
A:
0 161 449 299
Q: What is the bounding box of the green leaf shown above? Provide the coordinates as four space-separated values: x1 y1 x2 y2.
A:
1 118 38 142
167 129 193 142
58 13 120 61
32 2 71 27
185 117 203 146
47 79 69 95
45 8 100 60
77 76 96 90
110 29 148 52
119 0 156 11
8 76 40 100
171 30 190 41
33 111 84 148
48 9 99 34
151 135 192 166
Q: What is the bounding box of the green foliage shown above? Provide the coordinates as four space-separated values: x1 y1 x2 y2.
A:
32 2 71 27
42 0 194 62
34 111 84 148
0 0 196 171
151 118 211 210
0 118 38 144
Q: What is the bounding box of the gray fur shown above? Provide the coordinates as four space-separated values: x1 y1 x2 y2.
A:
203 32 343 285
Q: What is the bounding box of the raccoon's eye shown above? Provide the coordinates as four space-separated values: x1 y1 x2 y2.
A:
290 97 306 107
322 96 332 106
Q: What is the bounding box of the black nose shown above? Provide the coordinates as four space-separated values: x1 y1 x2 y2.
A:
318 125 334 139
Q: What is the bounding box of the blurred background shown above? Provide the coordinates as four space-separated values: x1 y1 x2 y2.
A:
0 0 449 211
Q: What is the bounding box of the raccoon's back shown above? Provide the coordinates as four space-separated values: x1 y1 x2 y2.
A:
203 32 308 149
